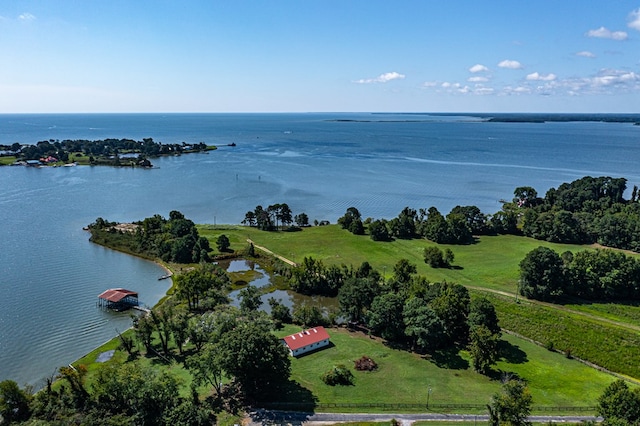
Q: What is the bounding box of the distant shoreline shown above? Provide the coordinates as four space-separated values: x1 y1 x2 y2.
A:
330 112 640 124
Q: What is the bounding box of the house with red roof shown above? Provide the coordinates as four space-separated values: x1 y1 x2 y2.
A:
282 326 331 357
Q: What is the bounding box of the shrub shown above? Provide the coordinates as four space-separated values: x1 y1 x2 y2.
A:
321 364 354 386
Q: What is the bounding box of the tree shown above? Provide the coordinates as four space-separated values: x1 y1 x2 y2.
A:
393 259 417 285
294 212 309 227
430 282 470 344
216 234 231 252
239 285 263 312
369 219 391 241
367 293 405 341
468 325 499 375
338 207 362 231
218 321 291 399
597 380 640 425
242 211 257 227
468 297 501 336
487 379 533 426
421 207 449 243
423 246 455 268
403 297 445 352
186 343 225 397
338 276 381 323
0 380 31 423
92 362 181 425
268 297 292 329
293 304 326 327
513 186 538 207
519 246 566 301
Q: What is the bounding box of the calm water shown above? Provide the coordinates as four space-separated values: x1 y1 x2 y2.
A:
1 113 639 387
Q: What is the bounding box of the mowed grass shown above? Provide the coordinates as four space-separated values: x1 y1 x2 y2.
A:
201 224 592 293
276 325 613 411
199 224 640 381
483 292 640 380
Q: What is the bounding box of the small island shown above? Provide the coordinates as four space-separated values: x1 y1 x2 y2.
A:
0 137 216 167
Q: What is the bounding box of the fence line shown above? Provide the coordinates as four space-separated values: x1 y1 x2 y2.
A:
258 402 597 412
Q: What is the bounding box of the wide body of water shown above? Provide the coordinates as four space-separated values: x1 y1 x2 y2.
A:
1 113 639 387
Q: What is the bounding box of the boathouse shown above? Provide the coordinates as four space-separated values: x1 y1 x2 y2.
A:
97 288 139 311
282 326 331 357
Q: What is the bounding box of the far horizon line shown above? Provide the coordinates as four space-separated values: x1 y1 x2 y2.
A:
0 111 639 115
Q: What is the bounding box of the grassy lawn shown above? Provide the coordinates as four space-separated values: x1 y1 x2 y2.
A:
198 224 640 382
200 225 592 294
483 292 640 380
275 325 612 412
0 156 16 165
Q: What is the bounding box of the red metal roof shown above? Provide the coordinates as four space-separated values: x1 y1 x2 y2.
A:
283 326 330 351
97 288 138 303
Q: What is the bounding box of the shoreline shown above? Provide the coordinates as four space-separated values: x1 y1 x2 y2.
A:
65 237 177 374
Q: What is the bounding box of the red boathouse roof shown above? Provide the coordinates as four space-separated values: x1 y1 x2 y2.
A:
98 288 138 303
283 326 330 351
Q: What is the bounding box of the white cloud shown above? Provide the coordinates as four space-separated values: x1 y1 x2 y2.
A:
468 76 489 82
354 71 405 84
474 87 494 95
628 8 640 31
576 51 596 58
592 69 639 87
498 60 523 69
422 81 438 88
586 26 628 40
18 12 36 21
526 72 557 81
469 64 489 73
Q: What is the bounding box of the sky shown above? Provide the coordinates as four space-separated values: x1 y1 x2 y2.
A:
1 1 639 113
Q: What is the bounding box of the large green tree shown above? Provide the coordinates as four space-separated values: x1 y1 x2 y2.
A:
519 246 566 301
0 380 31 423
597 380 640 425
218 320 291 399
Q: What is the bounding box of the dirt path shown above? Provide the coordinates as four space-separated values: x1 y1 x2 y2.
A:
247 239 298 267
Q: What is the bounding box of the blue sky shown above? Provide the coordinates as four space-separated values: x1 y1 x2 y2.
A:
1 1 639 113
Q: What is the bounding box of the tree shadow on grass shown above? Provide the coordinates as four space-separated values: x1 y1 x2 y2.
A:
255 379 318 413
428 347 470 370
498 340 528 364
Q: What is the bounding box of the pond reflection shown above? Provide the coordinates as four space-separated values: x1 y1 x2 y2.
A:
224 259 339 315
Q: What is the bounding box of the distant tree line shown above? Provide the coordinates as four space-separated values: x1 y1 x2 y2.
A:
88 210 211 263
519 246 640 302
518 176 640 252
336 176 640 253
2 137 210 165
338 204 514 244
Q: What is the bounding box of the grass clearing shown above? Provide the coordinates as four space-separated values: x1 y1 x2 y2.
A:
206 225 592 293
275 325 612 411
205 225 640 381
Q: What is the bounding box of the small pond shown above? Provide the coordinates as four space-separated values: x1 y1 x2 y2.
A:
222 259 339 315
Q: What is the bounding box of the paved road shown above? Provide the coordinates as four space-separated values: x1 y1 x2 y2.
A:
247 410 602 425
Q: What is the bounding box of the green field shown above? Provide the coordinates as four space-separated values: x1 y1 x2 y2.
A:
199 224 640 381
274 324 610 412
199 224 592 293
